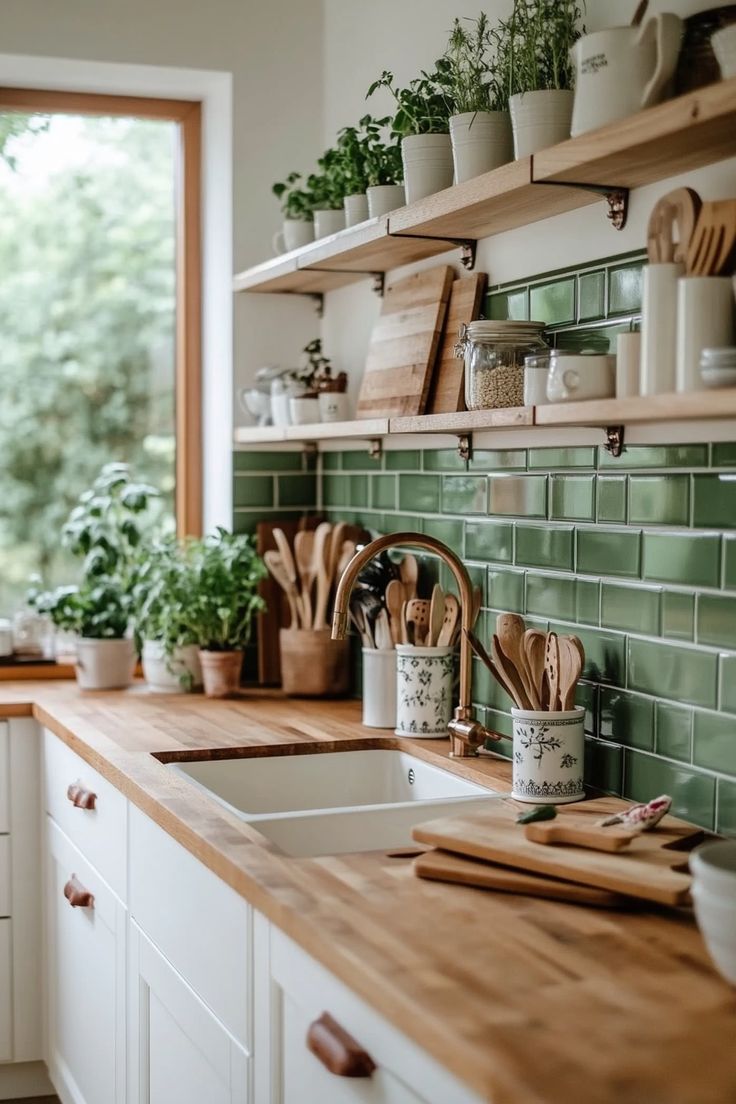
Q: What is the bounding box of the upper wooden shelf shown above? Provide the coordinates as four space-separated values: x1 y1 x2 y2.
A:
233 78 736 296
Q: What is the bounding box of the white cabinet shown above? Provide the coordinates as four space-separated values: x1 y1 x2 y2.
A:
45 816 126 1104
0 722 9 833
0 919 11 1062
128 921 249 1104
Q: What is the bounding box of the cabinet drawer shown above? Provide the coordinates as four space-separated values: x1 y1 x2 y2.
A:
0 722 8 833
271 930 482 1104
129 806 251 1050
0 918 10 1061
43 728 127 900
0 835 9 916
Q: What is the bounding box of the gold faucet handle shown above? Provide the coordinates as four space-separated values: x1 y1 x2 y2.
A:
448 714 501 757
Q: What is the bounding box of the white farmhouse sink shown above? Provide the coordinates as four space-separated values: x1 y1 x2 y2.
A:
168 748 500 858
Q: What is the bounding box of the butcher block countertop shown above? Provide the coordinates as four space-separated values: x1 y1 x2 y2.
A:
2 681 734 1104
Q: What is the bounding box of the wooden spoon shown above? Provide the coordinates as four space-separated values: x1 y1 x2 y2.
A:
523 629 547 712
311 522 333 630
544 632 561 712
385 579 405 646
400 600 410 645
327 521 347 584
438 594 460 647
400 554 418 600
496 613 537 709
465 629 519 706
559 635 583 711
492 633 530 710
428 584 445 647
336 540 355 581
264 549 299 629
293 529 314 629
405 599 430 647
646 187 701 264
686 201 736 276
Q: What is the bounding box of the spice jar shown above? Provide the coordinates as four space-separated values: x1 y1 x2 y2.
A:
455 321 548 410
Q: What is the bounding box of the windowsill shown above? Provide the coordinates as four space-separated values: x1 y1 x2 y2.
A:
0 662 76 681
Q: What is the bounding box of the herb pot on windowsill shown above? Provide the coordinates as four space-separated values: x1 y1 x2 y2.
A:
198 649 243 698
75 637 136 691
366 183 406 218
141 640 202 693
401 134 454 203
450 111 513 183
343 193 369 228
509 90 574 158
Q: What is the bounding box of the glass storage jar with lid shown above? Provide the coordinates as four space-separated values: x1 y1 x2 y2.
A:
455 321 548 410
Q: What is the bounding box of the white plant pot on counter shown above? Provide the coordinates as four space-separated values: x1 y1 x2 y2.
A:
142 640 203 692
450 111 513 183
366 183 406 218
272 218 314 254
511 707 585 804
75 637 136 691
313 208 346 239
343 193 369 228
401 134 454 204
510 90 573 158
395 645 454 738
362 648 397 729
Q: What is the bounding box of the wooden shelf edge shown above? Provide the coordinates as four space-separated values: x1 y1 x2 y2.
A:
534 389 736 427
234 426 286 444
389 407 533 434
285 418 390 442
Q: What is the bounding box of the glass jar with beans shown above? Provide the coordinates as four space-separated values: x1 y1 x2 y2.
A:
455 321 548 411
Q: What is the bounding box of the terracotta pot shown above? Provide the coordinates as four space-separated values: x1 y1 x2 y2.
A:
198 649 243 698
279 628 350 696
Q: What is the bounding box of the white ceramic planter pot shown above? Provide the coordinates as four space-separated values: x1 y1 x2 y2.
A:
362 648 397 729
141 640 203 693
273 218 314 254
401 134 454 204
75 637 136 691
366 184 406 218
450 112 513 183
318 391 349 422
395 645 454 738
289 395 320 425
343 193 369 228
510 90 574 159
511 707 585 804
313 208 346 239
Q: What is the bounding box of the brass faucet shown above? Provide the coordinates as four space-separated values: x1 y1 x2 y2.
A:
331 532 500 758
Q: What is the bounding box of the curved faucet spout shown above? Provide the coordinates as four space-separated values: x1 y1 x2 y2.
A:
331 532 500 757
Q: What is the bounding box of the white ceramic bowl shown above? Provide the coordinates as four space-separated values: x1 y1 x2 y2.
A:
701 366 736 388
690 839 736 895
712 25 736 79
690 841 736 985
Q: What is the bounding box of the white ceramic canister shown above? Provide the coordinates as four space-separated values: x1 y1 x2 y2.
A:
546 353 616 403
313 208 346 239
401 134 454 204
510 707 585 804
318 391 349 423
0 618 12 657
362 648 397 729
343 193 369 228
509 90 573 159
272 218 314 255
289 395 321 425
449 111 513 184
395 645 454 738
641 262 683 394
75 637 136 691
523 352 551 406
366 183 406 219
142 640 203 693
616 331 642 398
676 276 735 392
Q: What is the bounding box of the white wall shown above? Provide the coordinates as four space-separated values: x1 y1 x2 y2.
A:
319 0 736 405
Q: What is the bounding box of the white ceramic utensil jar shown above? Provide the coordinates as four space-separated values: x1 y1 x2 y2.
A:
362 648 397 729
676 277 735 392
511 708 585 804
641 263 683 394
395 645 454 738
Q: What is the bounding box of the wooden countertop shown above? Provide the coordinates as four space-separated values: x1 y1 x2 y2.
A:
2 681 734 1104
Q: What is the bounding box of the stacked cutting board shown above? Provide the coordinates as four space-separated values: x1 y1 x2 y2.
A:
412 797 707 908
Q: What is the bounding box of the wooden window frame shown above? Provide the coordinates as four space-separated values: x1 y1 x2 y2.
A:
0 87 202 537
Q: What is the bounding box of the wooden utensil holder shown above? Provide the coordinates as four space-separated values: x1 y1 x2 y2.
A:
279 628 351 697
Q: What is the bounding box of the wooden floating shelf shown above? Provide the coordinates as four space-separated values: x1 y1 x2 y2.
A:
234 390 736 448
232 78 736 296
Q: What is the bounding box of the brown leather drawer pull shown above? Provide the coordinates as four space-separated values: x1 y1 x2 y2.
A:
64 874 94 909
306 1012 376 1078
67 782 97 810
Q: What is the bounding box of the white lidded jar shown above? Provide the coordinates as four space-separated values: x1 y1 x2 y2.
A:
456 320 548 411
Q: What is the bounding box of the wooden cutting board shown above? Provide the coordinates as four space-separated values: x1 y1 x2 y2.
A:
427 272 487 415
414 849 630 908
412 799 703 906
357 265 453 418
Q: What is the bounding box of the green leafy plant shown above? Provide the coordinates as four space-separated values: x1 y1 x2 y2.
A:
187 528 267 651
335 114 403 193
497 0 584 96
28 579 131 639
306 147 347 211
367 67 454 137
132 538 199 645
272 171 314 222
441 13 509 114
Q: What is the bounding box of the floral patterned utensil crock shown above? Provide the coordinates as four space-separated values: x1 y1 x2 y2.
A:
395 645 454 738
510 707 585 803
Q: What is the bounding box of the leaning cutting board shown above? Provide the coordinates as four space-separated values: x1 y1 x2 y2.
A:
412 799 703 906
426 272 487 415
414 850 630 908
356 265 454 418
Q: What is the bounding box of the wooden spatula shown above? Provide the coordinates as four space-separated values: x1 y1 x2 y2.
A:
545 631 560 711
428 584 445 647
686 200 736 276
524 629 547 711
497 613 538 709
646 187 701 264
293 529 314 629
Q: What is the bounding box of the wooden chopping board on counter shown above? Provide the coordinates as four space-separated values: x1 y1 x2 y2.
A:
356 264 453 418
412 798 703 906
427 272 487 415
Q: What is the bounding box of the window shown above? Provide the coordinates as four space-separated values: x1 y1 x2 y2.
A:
0 90 201 617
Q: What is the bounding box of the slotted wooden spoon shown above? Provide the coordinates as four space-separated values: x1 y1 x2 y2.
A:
496 613 538 709
405 599 430 646
523 629 547 711
438 594 460 647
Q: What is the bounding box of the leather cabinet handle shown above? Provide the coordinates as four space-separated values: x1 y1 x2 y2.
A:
306 1012 376 1078
67 782 97 810
64 874 95 909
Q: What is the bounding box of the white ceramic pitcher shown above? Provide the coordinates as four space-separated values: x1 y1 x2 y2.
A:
570 14 682 136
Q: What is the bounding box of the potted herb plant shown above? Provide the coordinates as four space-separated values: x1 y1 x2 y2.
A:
289 339 333 425
359 114 406 218
188 528 267 698
368 67 454 203
133 540 203 692
272 171 315 253
499 0 584 158
443 14 513 183
336 121 370 227
307 147 348 239
28 463 160 690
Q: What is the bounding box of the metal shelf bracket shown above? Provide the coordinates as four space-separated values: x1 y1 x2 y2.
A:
536 180 629 231
390 232 477 270
368 439 383 461
605 425 625 458
457 434 472 462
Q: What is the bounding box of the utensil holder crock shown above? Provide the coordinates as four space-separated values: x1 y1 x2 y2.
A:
395 645 454 738
279 628 350 697
362 648 397 729
510 708 585 804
